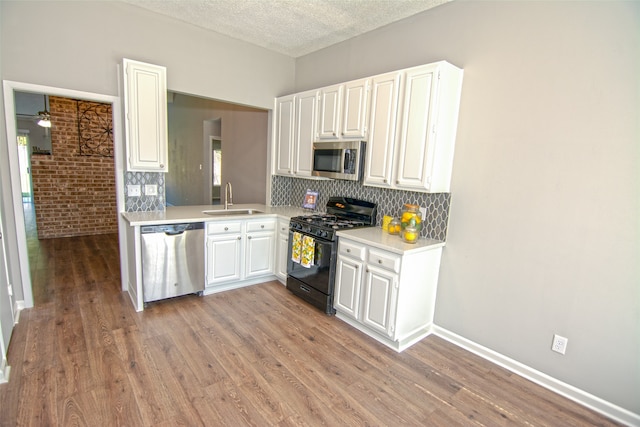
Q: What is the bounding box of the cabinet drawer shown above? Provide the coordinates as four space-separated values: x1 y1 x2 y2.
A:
207 221 242 235
247 220 276 232
338 239 366 260
368 249 400 273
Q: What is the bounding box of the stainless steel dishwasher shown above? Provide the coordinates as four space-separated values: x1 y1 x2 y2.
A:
141 222 205 303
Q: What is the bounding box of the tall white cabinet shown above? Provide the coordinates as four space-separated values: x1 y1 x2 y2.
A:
122 58 168 172
364 62 463 193
274 90 318 177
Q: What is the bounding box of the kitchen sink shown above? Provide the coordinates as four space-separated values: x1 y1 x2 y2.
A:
202 209 264 216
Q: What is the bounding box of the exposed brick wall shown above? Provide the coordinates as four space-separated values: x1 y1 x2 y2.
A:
30 96 117 239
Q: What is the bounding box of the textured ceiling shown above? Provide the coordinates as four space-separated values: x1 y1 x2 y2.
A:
121 0 451 57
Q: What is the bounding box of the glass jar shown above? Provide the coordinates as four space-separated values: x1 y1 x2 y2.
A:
388 218 401 235
400 203 422 232
402 225 419 244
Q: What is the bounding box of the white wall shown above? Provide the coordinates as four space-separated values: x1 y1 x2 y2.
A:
296 0 639 418
0 1 294 302
0 1 295 109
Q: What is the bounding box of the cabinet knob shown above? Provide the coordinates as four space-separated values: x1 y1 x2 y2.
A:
378 259 383 264
332 132 336 136
224 227 229 231
346 248 351 253
396 180 400 184
248 236 252 239
237 236 241 240
383 179 387 183
355 265 359 269
261 225 265 229
160 164 165 168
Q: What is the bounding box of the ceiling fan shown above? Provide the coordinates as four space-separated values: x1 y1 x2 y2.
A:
15 94 51 128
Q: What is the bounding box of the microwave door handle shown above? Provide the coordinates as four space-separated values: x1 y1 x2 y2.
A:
344 150 351 172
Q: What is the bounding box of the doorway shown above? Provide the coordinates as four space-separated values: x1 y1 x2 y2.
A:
211 136 222 204
2 81 126 310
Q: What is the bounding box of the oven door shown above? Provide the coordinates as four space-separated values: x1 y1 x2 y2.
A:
286 230 335 295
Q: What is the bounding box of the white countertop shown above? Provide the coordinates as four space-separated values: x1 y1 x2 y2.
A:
121 204 310 226
337 227 445 255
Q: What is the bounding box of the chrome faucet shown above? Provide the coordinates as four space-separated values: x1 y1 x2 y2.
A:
224 182 233 209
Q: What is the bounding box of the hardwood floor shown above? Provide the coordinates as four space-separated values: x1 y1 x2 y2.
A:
0 232 622 426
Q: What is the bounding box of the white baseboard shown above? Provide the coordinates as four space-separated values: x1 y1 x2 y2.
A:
432 325 640 427
13 300 24 324
0 359 10 384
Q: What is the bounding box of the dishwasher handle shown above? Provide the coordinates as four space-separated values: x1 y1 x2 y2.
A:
141 222 205 235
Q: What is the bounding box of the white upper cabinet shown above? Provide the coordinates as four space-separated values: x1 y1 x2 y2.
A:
363 72 402 188
272 60 462 192
274 90 318 177
317 84 342 139
317 78 370 140
394 62 463 192
364 62 463 193
293 90 318 176
122 58 168 172
341 78 370 139
274 94 296 175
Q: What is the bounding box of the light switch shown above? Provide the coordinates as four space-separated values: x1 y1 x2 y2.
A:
127 185 141 197
145 184 158 196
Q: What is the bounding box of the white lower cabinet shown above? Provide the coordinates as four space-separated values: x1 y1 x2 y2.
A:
205 219 275 292
334 237 443 352
275 219 289 283
245 220 276 278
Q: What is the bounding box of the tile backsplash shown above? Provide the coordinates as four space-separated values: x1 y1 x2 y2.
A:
271 176 451 241
124 172 166 212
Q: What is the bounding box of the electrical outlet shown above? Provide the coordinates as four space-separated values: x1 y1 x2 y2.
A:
127 184 141 197
551 334 568 355
144 184 158 196
419 206 426 220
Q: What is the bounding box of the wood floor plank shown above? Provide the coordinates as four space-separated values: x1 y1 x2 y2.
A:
0 233 625 427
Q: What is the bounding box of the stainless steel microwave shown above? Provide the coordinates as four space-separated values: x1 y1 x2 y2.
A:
312 140 365 181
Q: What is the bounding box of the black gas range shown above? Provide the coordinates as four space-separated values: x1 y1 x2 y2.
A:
286 197 377 314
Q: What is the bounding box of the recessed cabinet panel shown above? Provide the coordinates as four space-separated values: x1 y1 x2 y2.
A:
245 232 275 278
206 235 242 285
362 266 396 338
274 95 295 175
342 79 369 139
294 90 318 176
396 67 436 189
123 59 168 172
317 84 342 139
334 257 363 319
363 72 401 187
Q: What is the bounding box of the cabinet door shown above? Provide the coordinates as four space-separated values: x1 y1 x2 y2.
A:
362 265 397 338
317 84 342 139
274 95 296 175
395 64 438 191
123 59 168 172
363 72 401 188
341 79 369 139
334 255 363 319
276 227 289 282
245 232 275 278
206 234 242 286
293 90 318 176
